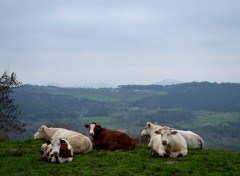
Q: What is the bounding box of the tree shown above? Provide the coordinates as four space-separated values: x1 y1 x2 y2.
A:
0 71 25 139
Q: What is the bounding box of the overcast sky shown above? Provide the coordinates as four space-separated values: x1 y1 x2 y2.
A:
1 0 240 87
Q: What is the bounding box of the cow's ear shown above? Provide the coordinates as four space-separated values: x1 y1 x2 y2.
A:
97 125 101 129
60 139 66 145
45 140 51 145
40 125 46 131
85 125 90 128
170 130 178 135
155 129 161 134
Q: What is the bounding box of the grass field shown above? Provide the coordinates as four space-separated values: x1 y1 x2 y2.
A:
40 86 167 102
0 139 240 176
180 111 240 129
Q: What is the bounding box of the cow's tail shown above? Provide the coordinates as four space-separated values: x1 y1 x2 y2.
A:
199 137 204 149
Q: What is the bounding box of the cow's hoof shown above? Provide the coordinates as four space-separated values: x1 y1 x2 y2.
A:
151 150 159 157
177 153 183 157
159 153 167 158
154 153 159 158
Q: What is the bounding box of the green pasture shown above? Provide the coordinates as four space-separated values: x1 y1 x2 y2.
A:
78 116 115 125
39 86 167 102
180 111 240 129
0 139 240 176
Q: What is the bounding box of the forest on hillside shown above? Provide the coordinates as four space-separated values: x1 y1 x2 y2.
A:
12 82 240 151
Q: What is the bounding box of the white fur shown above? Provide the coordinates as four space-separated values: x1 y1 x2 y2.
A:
155 127 188 157
141 122 204 149
40 142 52 160
34 125 93 154
49 138 73 164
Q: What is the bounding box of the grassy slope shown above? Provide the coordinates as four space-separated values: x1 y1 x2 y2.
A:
0 139 239 176
40 86 167 102
181 111 240 129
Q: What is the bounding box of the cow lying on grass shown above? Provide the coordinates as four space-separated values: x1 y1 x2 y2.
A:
85 122 136 151
141 122 204 149
40 138 73 163
154 127 188 158
49 138 73 163
34 125 93 154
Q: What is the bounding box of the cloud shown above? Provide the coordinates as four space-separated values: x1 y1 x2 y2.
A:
1 0 240 86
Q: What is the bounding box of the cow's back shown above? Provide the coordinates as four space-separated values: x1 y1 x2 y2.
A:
171 132 188 151
177 130 204 149
67 133 93 154
52 129 78 139
95 129 136 150
53 129 92 154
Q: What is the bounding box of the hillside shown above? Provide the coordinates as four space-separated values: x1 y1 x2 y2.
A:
11 82 240 151
0 139 239 176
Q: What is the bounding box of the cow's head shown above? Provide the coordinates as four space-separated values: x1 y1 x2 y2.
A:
85 122 101 136
34 125 47 139
40 140 52 160
141 122 159 136
155 127 178 146
49 138 73 163
50 138 61 158
141 122 152 136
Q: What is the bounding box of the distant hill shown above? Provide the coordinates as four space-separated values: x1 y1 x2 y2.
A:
11 82 240 151
155 79 182 85
83 83 116 88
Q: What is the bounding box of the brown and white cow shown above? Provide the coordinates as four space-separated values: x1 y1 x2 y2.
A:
40 140 52 161
85 122 136 151
49 138 73 163
34 125 93 154
141 122 204 149
155 127 188 157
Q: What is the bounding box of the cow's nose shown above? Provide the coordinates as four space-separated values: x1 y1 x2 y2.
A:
162 140 167 146
53 151 58 156
89 132 94 136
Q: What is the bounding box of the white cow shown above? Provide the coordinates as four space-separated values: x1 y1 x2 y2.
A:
141 122 204 149
140 122 166 157
49 138 73 163
155 127 188 157
149 133 167 157
34 125 93 154
141 122 162 148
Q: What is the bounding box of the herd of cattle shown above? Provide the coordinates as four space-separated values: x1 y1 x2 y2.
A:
34 122 204 163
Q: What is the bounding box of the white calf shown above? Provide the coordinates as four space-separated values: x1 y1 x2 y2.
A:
49 138 73 163
155 127 188 158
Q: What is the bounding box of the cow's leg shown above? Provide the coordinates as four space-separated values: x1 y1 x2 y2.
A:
151 150 159 157
157 149 168 157
148 137 153 148
109 140 126 151
179 149 188 156
170 149 188 158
